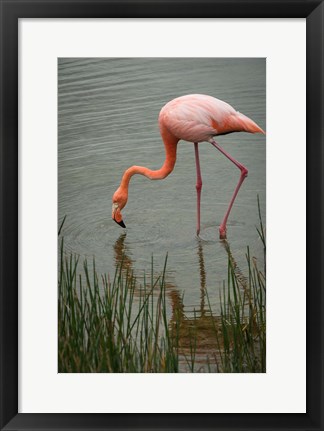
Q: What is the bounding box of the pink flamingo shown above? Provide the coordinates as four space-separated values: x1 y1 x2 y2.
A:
112 94 265 239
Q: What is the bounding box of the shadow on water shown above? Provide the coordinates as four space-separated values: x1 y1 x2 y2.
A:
113 232 242 372
169 237 249 372
220 238 248 289
113 232 134 279
169 237 261 372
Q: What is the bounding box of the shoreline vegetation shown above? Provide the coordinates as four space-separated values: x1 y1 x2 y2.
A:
58 200 266 373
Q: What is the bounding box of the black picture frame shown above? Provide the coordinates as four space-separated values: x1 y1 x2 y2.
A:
1 1 323 430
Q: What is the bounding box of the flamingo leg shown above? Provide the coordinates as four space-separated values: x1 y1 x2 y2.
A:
210 139 248 239
194 142 203 236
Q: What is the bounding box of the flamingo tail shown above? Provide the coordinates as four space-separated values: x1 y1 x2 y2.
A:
236 112 265 134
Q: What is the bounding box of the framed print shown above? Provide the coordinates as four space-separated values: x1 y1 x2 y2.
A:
0 0 323 430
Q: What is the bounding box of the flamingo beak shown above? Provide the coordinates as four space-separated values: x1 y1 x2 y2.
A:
114 218 126 228
112 203 126 228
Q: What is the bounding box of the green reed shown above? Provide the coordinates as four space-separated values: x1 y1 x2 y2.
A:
212 246 266 373
58 198 266 373
214 197 266 372
59 241 180 372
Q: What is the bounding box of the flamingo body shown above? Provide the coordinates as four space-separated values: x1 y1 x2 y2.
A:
112 94 265 238
159 94 264 143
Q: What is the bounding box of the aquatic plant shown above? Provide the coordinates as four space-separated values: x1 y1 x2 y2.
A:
58 243 179 373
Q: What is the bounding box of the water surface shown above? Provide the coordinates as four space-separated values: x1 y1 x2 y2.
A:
58 57 266 320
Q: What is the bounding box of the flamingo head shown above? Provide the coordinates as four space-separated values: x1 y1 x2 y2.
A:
112 188 127 228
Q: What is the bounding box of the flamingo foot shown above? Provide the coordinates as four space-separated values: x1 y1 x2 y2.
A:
219 226 227 240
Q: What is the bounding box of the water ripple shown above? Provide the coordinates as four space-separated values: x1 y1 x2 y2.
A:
58 58 266 313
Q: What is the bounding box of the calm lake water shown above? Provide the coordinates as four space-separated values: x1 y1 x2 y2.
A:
58 58 266 324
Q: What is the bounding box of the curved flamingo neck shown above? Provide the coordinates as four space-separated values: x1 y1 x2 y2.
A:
119 132 178 192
